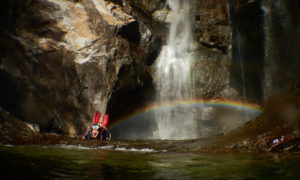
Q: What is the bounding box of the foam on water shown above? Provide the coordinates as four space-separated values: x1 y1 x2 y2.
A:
115 147 156 152
48 144 157 152
1 144 15 147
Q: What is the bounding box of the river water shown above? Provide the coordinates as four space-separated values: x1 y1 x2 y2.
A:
1 145 300 179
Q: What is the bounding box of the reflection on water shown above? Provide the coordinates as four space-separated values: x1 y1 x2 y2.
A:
1 145 300 179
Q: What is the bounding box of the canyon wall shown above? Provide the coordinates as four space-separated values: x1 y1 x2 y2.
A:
0 0 152 135
1 0 299 136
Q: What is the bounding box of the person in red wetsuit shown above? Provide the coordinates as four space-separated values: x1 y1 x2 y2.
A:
82 112 111 140
82 111 101 139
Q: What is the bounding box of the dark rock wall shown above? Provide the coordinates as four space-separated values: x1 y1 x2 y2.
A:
262 0 300 98
228 0 265 104
229 0 300 103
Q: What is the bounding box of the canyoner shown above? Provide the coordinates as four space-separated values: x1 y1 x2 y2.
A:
82 111 111 141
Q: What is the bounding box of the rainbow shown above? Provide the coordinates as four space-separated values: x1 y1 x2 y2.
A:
110 99 262 127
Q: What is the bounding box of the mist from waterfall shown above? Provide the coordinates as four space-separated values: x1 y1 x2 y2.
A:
154 0 197 140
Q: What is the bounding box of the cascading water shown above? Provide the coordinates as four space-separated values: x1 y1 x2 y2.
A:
154 0 197 140
236 30 247 102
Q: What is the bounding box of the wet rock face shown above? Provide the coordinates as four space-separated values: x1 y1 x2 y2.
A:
229 0 300 103
191 0 235 99
228 0 265 103
193 0 231 53
126 0 231 52
262 0 300 98
0 0 151 135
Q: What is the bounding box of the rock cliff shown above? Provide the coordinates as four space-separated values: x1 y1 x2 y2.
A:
0 0 152 135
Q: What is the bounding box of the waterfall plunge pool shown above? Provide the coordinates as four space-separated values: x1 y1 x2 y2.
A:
1 145 300 179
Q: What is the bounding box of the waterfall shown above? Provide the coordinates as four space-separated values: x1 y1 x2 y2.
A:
154 0 197 140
